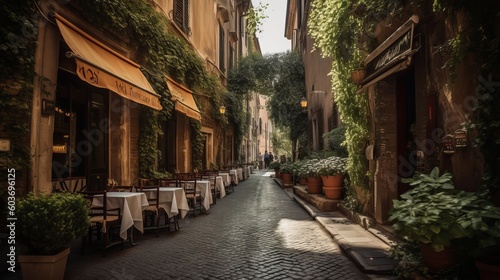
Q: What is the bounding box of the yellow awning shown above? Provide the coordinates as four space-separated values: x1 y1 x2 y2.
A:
55 15 162 111
165 76 201 121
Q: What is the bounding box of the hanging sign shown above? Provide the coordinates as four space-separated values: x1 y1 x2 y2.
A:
454 129 467 149
443 134 455 155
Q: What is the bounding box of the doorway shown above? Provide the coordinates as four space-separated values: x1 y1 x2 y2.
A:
396 68 416 196
53 70 109 190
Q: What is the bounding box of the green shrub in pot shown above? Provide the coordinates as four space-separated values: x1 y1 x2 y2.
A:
389 167 500 253
17 192 90 255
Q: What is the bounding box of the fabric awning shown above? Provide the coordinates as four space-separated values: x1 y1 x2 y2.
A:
55 15 162 110
165 76 201 121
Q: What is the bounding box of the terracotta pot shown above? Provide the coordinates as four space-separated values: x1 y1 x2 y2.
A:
351 69 366 84
274 169 280 179
419 243 457 273
476 255 500 280
299 177 307 186
306 176 322 194
321 174 344 188
281 173 293 187
323 186 342 199
18 247 70 280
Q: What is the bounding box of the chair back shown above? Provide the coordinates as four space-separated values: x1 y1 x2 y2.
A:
173 172 192 180
107 185 133 192
159 178 179 188
178 176 197 197
139 178 158 186
136 185 160 208
81 190 109 219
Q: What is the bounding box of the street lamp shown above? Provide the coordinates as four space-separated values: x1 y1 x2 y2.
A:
300 97 308 108
219 105 226 114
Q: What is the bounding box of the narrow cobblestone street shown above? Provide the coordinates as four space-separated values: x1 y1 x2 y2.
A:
57 170 368 280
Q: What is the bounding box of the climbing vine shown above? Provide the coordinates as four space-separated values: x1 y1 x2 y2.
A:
432 0 500 196
309 0 500 205
0 0 37 172
75 0 228 174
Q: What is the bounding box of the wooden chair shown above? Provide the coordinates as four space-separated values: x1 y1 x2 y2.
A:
136 185 168 237
201 171 219 205
178 176 203 217
80 190 122 257
219 169 234 194
107 185 134 192
159 178 180 188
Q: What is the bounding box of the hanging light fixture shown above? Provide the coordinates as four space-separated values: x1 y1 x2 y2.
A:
300 97 308 108
219 105 226 114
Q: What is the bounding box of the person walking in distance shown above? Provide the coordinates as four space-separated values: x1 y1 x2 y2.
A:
269 152 274 165
264 150 269 169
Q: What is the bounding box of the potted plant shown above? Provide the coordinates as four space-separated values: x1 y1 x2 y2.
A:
292 160 307 185
279 162 294 187
17 192 90 280
388 167 500 274
269 161 281 178
303 158 322 194
316 156 348 199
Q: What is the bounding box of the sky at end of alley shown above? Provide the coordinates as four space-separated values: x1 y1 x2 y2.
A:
255 0 291 55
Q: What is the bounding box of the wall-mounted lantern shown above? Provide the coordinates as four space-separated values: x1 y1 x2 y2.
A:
300 97 308 108
219 105 226 115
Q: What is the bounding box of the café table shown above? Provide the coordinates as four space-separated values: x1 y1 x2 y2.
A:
236 168 243 182
229 169 239 185
141 187 190 219
92 192 149 242
186 180 213 210
215 176 226 198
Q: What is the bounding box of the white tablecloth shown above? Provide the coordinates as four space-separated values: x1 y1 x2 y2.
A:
215 176 226 198
229 170 239 185
142 187 190 219
92 192 149 240
218 173 231 187
186 180 212 210
236 168 243 181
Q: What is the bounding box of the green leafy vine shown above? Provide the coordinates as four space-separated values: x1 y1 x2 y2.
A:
0 0 38 172
75 0 228 174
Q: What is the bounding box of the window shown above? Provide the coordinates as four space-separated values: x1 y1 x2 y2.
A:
219 22 225 73
174 0 190 35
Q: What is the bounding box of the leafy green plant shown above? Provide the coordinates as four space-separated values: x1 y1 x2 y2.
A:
389 167 500 253
316 156 348 176
269 161 281 171
17 192 90 255
323 126 348 158
280 162 294 174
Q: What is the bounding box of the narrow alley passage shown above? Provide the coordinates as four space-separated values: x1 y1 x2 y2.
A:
55 170 368 280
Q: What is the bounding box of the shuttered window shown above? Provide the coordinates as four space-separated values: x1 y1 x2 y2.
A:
174 0 190 35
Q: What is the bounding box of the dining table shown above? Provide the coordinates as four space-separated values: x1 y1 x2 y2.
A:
141 187 190 219
91 192 149 242
186 180 213 210
215 176 226 198
229 169 239 185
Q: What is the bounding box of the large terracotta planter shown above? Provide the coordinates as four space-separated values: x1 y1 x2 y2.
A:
281 173 293 187
306 176 323 194
299 177 307 186
476 255 500 280
321 174 344 199
419 243 457 273
321 174 344 187
18 247 70 280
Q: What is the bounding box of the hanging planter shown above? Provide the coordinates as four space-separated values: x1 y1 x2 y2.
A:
351 69 366 84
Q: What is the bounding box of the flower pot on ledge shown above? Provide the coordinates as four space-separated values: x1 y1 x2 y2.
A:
281 173 293 187
306 176 322 194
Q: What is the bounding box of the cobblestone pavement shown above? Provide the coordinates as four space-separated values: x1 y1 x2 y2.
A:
6 171 371 280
